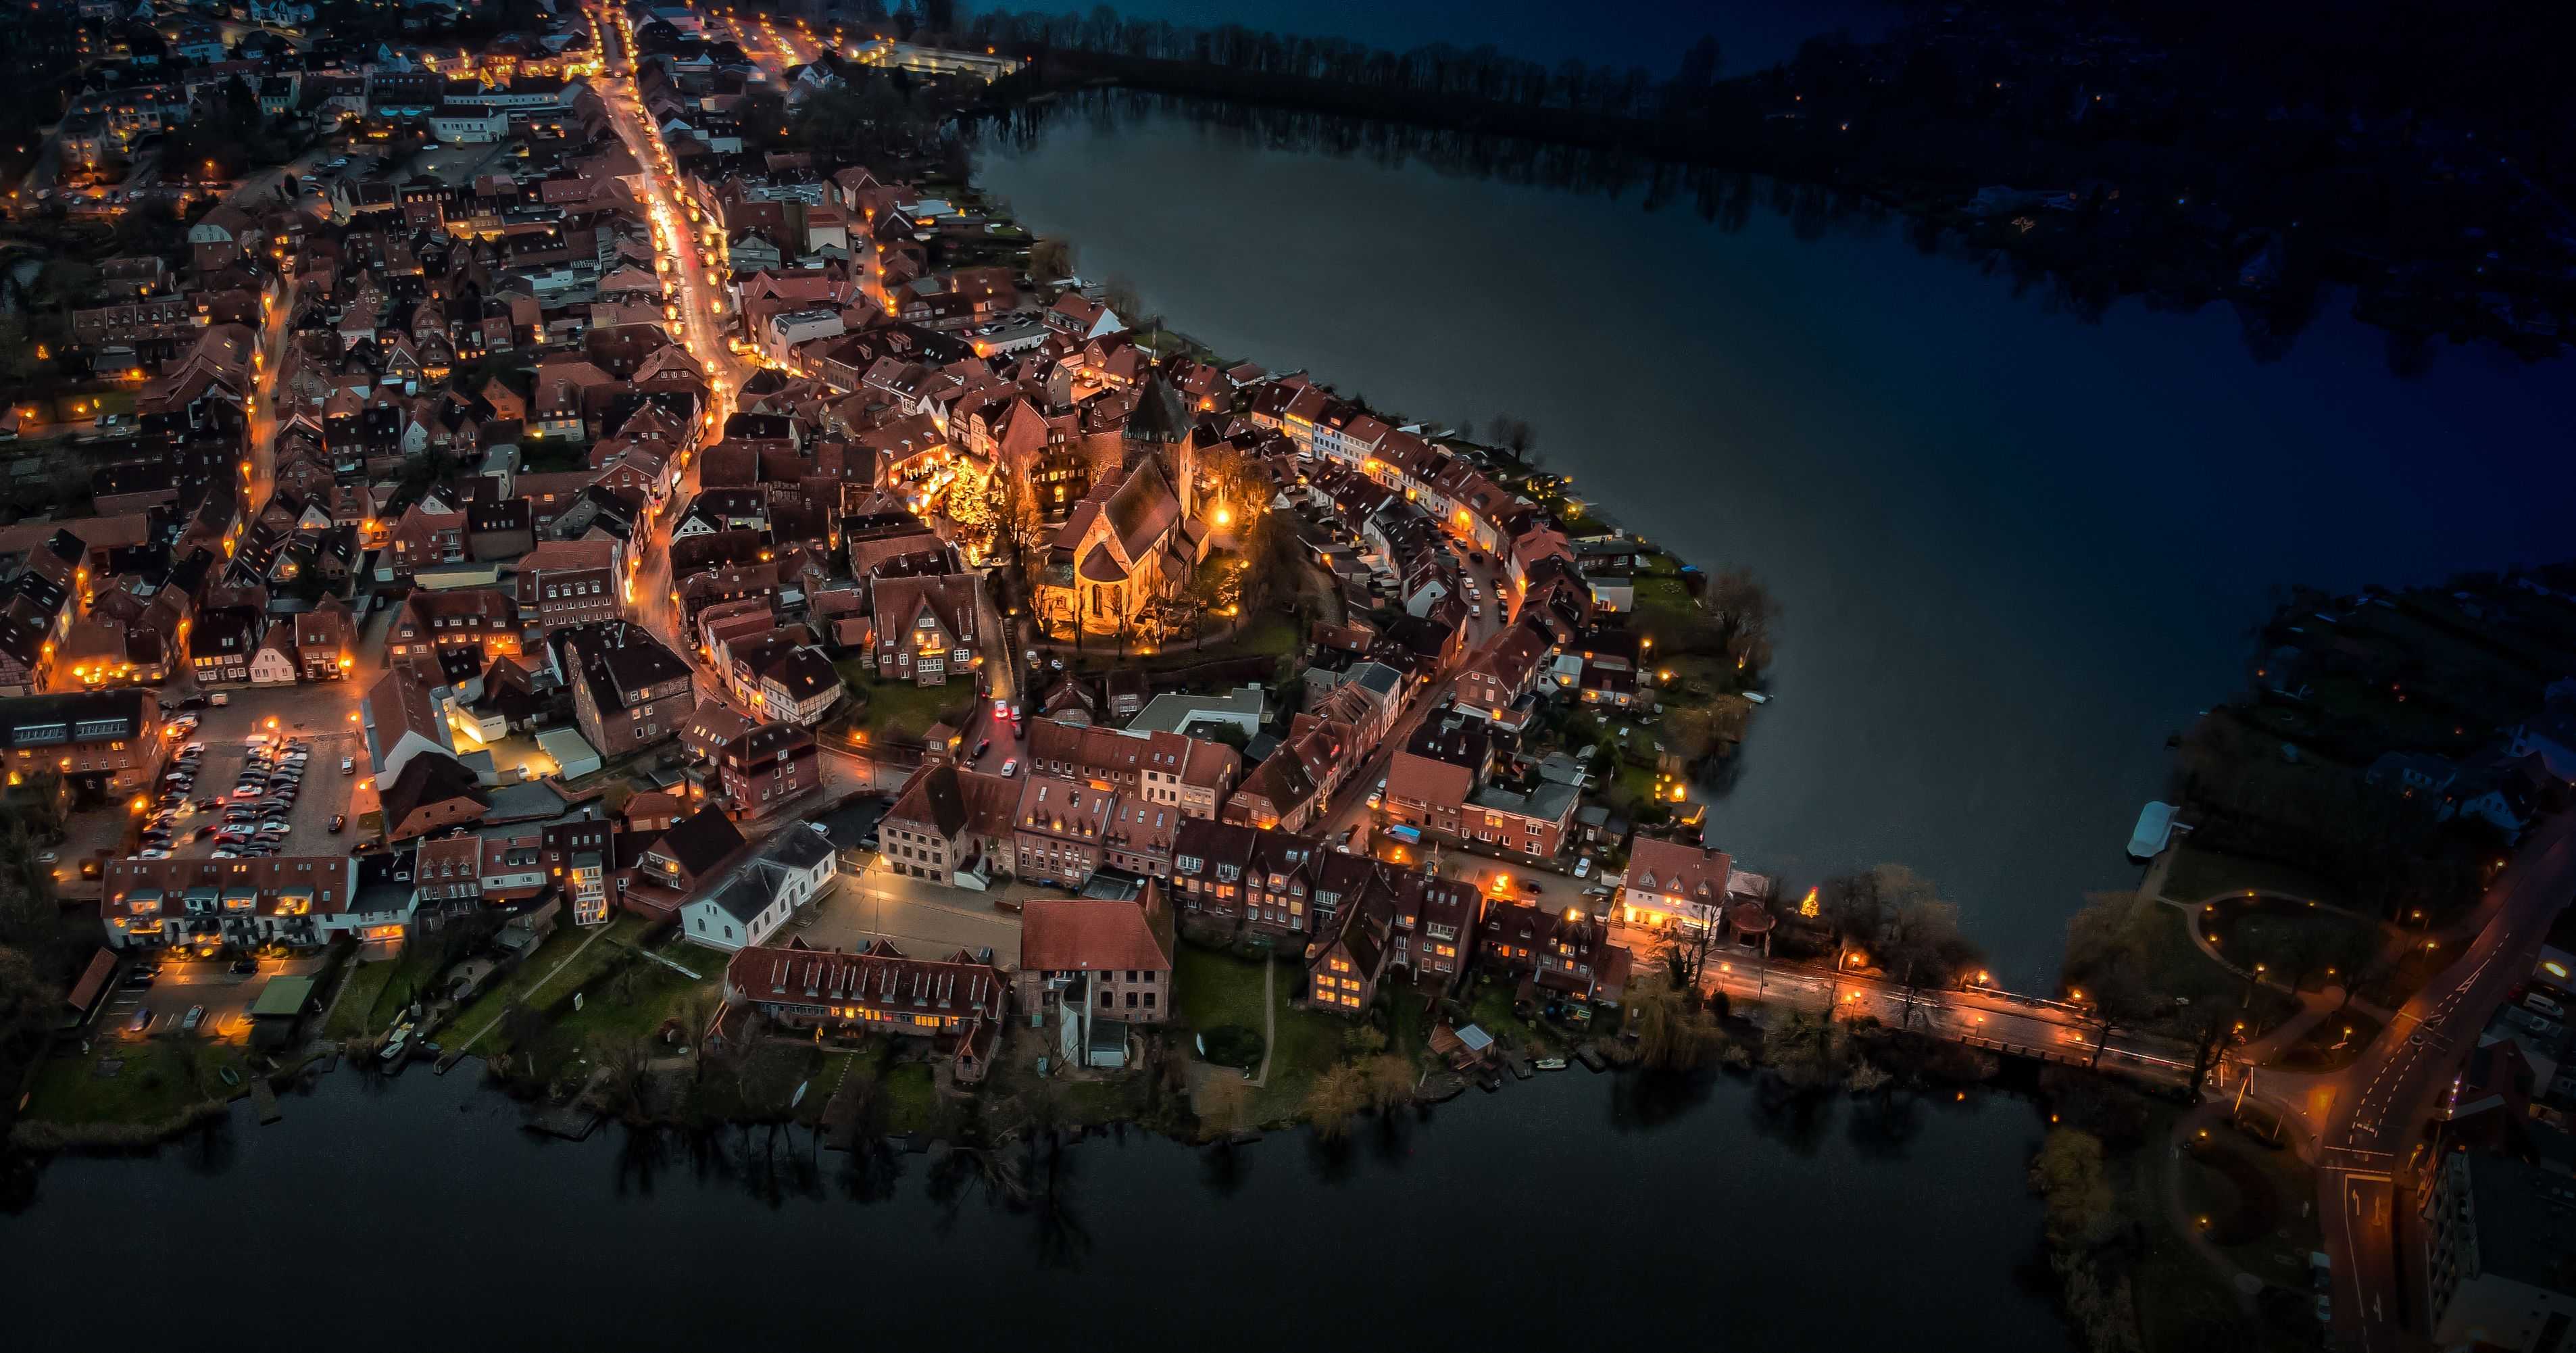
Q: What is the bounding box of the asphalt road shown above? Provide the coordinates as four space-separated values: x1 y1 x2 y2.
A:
2302 814 2576 1352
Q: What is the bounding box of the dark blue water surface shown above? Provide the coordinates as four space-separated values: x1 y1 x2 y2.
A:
2 1066 2060 1351
976 103 2576 983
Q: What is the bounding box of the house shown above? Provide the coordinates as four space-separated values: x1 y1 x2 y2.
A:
379 752 491 841
877 761 1020 887
188 605 263 685
362 666 453 779
701 712 821 818
1618 836 1735 933
868 571 981 686
513 539 622 635
1479 897 1627 1003
624 805 749 920
678 824 839 952
0 689 162 798
388 587 522 671
558 622 693 758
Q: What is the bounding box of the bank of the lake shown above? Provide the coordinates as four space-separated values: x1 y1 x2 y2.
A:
0 1058 2066 1352
974 96 2576 983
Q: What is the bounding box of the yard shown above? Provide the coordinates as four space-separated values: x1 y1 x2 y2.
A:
441 916 649 1056
839 666 970 743
1628 572 1700 643
1172 941 1343 1122
524 946 722 1070
20 1039 251 1127
2175 1116 2321 1285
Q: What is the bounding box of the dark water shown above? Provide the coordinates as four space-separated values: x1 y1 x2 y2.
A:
974 104 2576 985
1079 0 1898 72
2 1067 2060 1350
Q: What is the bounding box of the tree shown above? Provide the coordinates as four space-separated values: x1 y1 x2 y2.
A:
1760 1011 1850 1093
1360 1054 1414 1112
1628 968 1721 1070
1341 1023 1387 1058
1698 566 1781 677
1029 237 1076 282
2028 1128 2119 1250
1302 1061 1367 1140
1196 1073 1253 1143
0 312 41 383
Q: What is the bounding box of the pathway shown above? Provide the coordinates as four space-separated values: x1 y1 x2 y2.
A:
445 924 621 1055
1250 958 1277 1088
2158 1100 2271 1314
2162 895 2401 1027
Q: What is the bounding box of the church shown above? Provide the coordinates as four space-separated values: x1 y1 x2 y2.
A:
1034 375 1208 637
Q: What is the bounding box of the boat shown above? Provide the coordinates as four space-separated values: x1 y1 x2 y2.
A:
217 1064 241 1087
1535 1057 1568 1071
1743 691 1770 705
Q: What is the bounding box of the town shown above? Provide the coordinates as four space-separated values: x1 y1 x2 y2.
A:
6 8 2576 1353
2 0 1838 1146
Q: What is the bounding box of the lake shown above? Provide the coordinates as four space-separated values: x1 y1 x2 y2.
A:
973 98 2576 984
0 1063 2062 1352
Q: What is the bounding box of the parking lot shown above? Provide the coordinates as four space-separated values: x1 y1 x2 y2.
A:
796 860 1029 969
95 954 324 1044
147 727 366 861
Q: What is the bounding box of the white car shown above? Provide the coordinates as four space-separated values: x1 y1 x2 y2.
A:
1000 758 1018 778
1574 858 1591 879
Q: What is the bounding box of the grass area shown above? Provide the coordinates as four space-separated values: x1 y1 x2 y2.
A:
876 1061 938 1133
2198 897 2383 993
1171 941 1341 1121
2129 1109 2319 1353
324 960 401 1039
442 916 645 1055
2127 895 2303 1033
2159 841 2351 909
2277 1008 2383 1073
528 952 720 1069
21 1039 251 1127
1628 572 1698 642
2177 1119 2321 1285
840 668 970 742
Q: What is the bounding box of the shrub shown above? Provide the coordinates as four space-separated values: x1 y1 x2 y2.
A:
1199 1025 1265 1069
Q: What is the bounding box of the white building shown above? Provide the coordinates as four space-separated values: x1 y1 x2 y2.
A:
677 825 838 952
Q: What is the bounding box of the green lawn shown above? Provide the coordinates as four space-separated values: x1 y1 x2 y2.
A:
874 1061 939 1133
442 916 646 1055
529 954 720 1069
21 1039 250 1127
324 960 401 1039
2123 895 2302 1034
2177 1122 2321 1283
1629 573 1698 643
842 669 970 742
1172 942 1343 1122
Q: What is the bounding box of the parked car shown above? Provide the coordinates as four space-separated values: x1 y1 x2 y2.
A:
122 966 154 988
128 1008 152 1033
1000 758 1018 778
180 1005 205 1031
341 757 355 774
228 958 256 976
328 814 345 833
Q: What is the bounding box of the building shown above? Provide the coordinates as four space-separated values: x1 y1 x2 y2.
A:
1010 774 1118 889
1018 888 1176 1031
1479 897 1627 1003
868 571 981 686
100 854 376 950
677 824 839 952
514 539 622 635
708 716 821 818
623 805 749 920
0 689 162 800
2421 1150 2576 1352
1618 837 1735 933
726 941 1010 1075
558 622 693 758
877 761 1020 887
388 587 522 670
718 629 840 727
378 752 491 841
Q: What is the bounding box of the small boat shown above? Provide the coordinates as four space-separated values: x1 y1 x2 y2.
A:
217 1064 241 1087
1535 1057 1568 1072
1743 691 1770 705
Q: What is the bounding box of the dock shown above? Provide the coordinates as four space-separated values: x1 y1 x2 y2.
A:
248 1075 282 1125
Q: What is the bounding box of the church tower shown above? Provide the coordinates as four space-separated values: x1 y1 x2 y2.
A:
1122 370 1195 519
